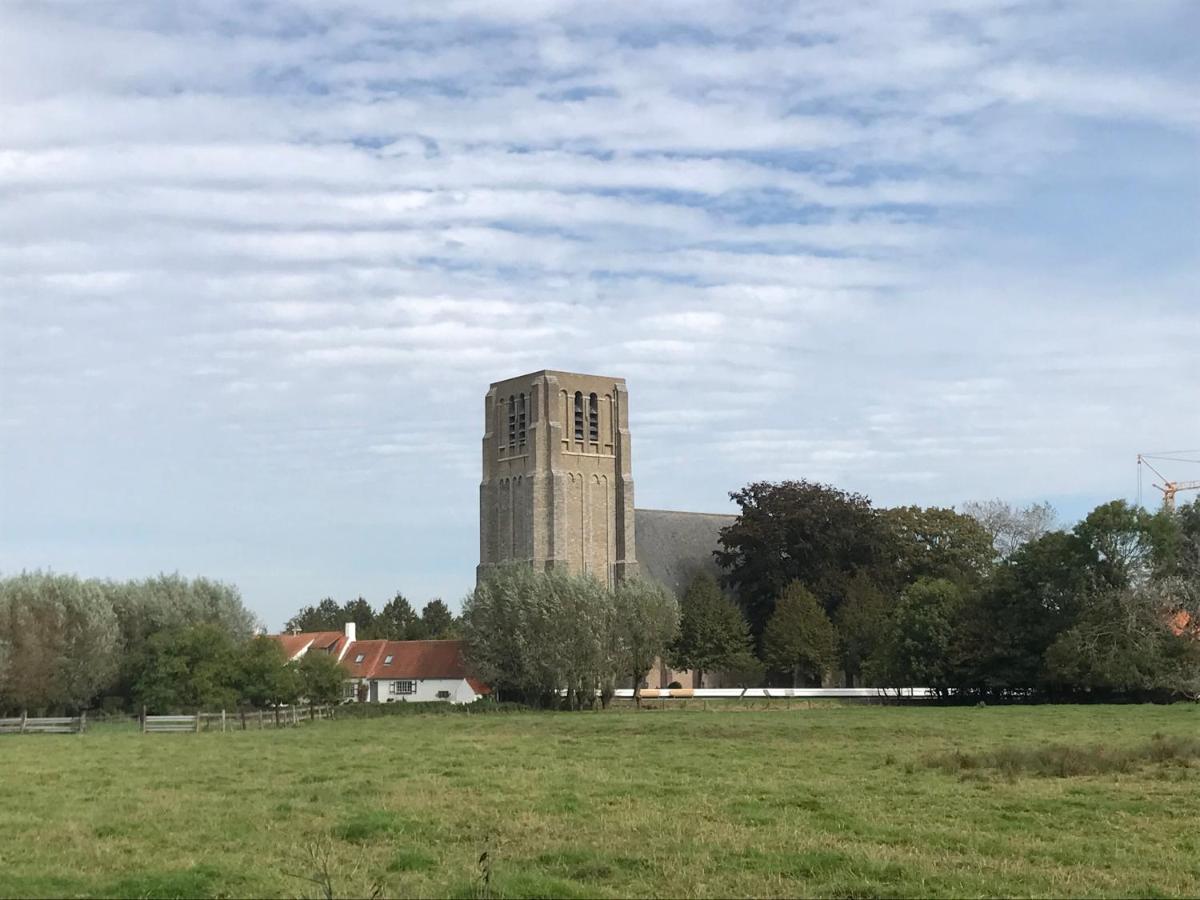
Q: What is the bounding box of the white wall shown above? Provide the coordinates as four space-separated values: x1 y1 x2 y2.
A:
349 677 481 704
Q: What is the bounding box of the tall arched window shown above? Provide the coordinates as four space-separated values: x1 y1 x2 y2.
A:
588 393 599 442
517 393 527 446
507 394 517 448
573 391 584 442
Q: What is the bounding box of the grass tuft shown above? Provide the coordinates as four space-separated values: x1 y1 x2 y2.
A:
927 733 1200 778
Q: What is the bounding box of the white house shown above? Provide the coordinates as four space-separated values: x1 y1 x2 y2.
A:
273 622 489 705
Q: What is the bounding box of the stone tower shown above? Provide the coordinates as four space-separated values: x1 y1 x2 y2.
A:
478 370 637 586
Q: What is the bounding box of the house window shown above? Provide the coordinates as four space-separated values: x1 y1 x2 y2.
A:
508 395 517 447
517 393 527 446
343 682 357 699
436 690 451 700
573 391 584 442
390 680 416 695
383 655 393 666
588 393 599 442
354 653 365 664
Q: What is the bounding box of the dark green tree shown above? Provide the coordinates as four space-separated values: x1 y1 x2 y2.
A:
762 582 837 687
132 623 243 713
341 597 376 636
1073 499 1159 589
954 530 1093 692
420 599 457 639
298 650 346 706
238 635 300 710
668 573 754 687
284 597 343 633
881 505 996 587
612 578 679 704
869 578 964 691
716 480 890 635
835 572 891 686
375 593 422 640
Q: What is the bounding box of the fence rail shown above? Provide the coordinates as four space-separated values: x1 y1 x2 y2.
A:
142 705 336 734
0 713 87 734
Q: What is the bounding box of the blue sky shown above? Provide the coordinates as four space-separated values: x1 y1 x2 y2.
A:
1 1 1197 629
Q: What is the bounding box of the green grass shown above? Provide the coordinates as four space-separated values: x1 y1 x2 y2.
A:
2 704 1199 898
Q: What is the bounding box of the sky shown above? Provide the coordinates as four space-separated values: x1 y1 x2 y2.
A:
1 1 1197 629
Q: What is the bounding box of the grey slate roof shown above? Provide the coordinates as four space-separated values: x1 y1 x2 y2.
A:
634 508 736 597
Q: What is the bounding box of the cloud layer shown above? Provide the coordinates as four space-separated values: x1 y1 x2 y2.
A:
2 1 1197 625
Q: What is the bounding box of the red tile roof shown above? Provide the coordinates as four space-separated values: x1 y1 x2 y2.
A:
342 639 475 680
271 630 347 660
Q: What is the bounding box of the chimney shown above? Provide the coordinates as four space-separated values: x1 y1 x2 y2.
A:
344 621 356 644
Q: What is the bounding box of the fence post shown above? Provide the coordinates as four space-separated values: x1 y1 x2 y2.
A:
292 706 298 726
141 705 147 734
258 709 264 729
20 710 27 734
79 710 87 734
221 709 226 733
195 711 201 734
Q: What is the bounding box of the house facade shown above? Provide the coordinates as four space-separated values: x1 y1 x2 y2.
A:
273 623 489 705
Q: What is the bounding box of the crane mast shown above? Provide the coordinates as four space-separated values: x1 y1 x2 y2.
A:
1138 453 1200 511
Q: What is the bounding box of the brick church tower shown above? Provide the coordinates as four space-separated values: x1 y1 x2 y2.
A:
478 370 638 586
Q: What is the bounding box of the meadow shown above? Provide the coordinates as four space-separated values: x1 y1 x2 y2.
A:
2 703 1199 899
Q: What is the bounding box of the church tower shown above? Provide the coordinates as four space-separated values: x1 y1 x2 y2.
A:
478 370 637 586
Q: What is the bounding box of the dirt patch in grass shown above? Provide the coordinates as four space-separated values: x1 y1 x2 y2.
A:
927 733 1200 778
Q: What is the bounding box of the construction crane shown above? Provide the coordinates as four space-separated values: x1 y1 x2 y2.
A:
1137 452 1200 511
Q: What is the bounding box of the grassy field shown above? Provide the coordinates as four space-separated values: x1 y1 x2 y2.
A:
2 704 1199 899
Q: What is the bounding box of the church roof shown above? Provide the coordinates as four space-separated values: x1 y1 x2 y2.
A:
634 508 736 597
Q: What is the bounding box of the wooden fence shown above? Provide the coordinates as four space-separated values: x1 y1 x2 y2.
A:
0 713 87 734
142 705 336 733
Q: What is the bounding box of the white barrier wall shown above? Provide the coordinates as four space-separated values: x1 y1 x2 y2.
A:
612 687 936 699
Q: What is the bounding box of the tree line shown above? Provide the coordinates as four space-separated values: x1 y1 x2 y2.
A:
0 573 344 715
463 483 1200 702
285 594 459 640
714 482 1200 698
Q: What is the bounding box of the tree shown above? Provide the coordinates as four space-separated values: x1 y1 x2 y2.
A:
239 635 300 710
869 578 963 691
881 506 995 588
961 499 1057 560
835 572 891 686
420 599 457 639
341 597 376 636
1045 584 1194 695
612 578 679 705
762 582 836 687
716 480 890 635
284 597 343 633
1073 499 1159 589
0 572 119 714
375 593 423 640
298 650 347 706
668 573 754 687
132 623 243 713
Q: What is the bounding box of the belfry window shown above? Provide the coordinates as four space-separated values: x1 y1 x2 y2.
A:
573 392 584 442
588 393 599 442
507 395 517 448
517 393 527 446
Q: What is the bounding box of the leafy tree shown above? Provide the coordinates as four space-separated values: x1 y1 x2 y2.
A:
1045 583 1196 695
239 635 300 710
835 572 891 686
716 480 890 635
0 572 119 713
341 596 376 635
132 623 243 713
882 505 995 587
297 650 346 706
961 499 1057 560
421 599 458 639
1072 499 1161 589
375 593 423 640
762 582 836 687
612 578 679 705
953 530 1093 692
284 597 343 633
668 573 754 687
869 578 963 691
